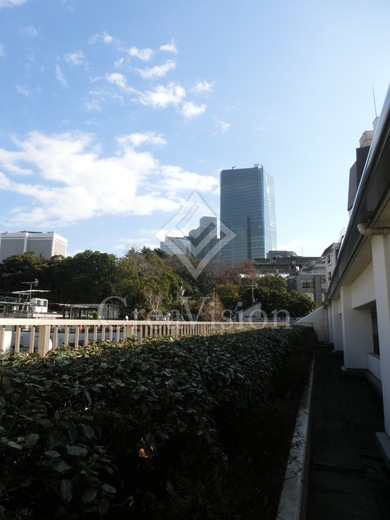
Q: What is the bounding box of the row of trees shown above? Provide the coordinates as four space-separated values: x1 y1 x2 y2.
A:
0 247 317 320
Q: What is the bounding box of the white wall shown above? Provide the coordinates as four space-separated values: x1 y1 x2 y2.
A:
341 285 373 369
371 235 390 435
351 262 375 308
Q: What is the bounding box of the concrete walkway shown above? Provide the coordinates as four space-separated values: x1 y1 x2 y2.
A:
307 346 390 519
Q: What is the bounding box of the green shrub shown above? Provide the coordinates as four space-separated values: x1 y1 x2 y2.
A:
0 326 315 519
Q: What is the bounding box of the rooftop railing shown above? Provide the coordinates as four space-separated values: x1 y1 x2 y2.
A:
0 317 291 357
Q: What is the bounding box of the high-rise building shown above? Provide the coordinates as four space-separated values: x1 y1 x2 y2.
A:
159 216 219 260
0 231 67 262
189 216 219 260
160 236 192 257
220 165 277 264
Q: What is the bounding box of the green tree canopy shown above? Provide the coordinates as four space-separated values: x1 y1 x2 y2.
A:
0 251 317 319
0 252 49 293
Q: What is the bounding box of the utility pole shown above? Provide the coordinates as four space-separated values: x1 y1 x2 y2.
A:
247 284 257 305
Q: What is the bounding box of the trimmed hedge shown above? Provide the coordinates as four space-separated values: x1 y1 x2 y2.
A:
0 326 315 519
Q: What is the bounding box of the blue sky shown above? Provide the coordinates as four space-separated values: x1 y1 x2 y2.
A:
0 0 389 258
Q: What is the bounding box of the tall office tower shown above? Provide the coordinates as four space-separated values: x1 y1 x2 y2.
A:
220 165 277 264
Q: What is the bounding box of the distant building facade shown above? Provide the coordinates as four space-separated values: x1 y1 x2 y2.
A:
220 165 277 264
347 118 379 214
322 242 340 287
160 216 219 260
0 231 67 262
267 250 297 259
253 250 325 306
189 216 219 260
160 236 192 257
287 259 327 306
255 251 322 276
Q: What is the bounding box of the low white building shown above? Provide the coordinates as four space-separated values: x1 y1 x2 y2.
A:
299 84 390 469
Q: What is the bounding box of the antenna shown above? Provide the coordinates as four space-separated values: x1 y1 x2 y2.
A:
372 85 378 118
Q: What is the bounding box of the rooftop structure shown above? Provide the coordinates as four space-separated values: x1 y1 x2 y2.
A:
0 231 67 262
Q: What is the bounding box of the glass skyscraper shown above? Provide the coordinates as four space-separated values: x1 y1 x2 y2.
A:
220 165 277 264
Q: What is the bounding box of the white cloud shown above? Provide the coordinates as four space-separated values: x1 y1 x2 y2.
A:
160 42 177 54
160 165 218 192
128 46 154 61
20 25 38 37
0 43 4 57
137 59 176 80
55 64 67 87
15 84 30 97
0 131 217 228
104 73 202 120
106 72 128 90
84 98 102 112
138 82 185 108
115 57 125 68
0 147 32 175
0 171 12 189
216 119 231 134
116 132 167 148
89 31 115 45
0 0 26 8
192 80 215 93
106 72 127 88
86 85 125 112
64 50 84 66
181 101 206 119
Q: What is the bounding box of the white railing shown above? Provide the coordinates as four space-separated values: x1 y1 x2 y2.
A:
0 318 290 357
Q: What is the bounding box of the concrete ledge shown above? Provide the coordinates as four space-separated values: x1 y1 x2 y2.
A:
340 365 366 377
341 366 382 394
276 360 314 520
376 432 390 473
365 371 382 394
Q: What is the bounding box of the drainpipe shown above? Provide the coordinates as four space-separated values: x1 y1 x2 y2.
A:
357 222 390 236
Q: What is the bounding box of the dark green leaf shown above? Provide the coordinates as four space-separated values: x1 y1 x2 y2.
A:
82 425 94 440
53 460 72 473
47 430 63 450
82 487 98 504
98 499 109 515
101 483 116 494
25 433 39 447
66 444 88 457
7 440 22 450
44 449 61 458
60 479 73 504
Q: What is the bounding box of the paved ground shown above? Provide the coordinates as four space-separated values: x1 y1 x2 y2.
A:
307 346 390 519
